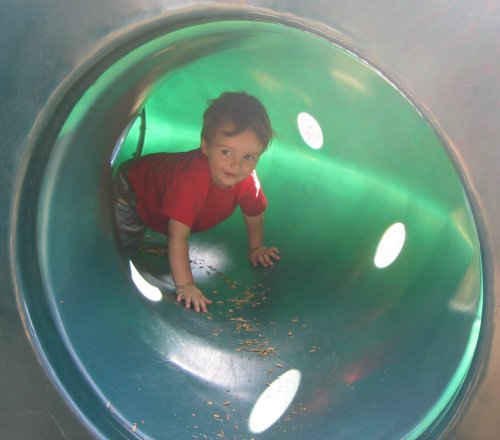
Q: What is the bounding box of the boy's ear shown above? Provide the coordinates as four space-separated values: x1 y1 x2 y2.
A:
201 138 208 155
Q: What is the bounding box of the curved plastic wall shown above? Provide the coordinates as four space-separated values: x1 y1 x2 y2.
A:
26 20 482 439
2 2 500 440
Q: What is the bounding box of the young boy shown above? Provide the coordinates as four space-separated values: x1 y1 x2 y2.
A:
113 91 280 313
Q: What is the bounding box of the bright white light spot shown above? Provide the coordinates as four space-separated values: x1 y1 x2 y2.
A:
248 369 301 434
374 222 406 269
297 112 323 149
129 261 162 301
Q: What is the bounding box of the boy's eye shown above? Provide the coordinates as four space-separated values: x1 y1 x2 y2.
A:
244 154 256 161
221 149 231 156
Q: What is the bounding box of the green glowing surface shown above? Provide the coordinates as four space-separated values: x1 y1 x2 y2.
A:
37 20 481 439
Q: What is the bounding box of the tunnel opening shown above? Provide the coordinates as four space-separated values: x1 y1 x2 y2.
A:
17 17 482 439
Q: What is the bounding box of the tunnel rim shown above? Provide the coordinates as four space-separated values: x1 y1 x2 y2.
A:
10 7 488 439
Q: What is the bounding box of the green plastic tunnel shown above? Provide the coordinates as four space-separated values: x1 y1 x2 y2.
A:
17 20 482 439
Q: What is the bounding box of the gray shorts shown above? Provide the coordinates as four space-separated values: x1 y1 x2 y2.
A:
112 160 146 251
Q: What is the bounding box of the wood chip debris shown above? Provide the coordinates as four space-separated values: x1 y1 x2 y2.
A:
230 317 258 332
236 339 275 357
260 347 275 357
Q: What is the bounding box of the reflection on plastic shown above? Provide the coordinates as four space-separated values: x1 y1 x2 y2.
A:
248 369 301 434
374 222 406 269
110 118 136 165
329 68 365 92
168 342 241 388
297 112 323 149
129 260 162 301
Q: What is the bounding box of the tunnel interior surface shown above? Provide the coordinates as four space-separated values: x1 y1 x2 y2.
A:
24 19 482 439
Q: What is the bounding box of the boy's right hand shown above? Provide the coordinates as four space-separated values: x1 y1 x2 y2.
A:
175 283 213 313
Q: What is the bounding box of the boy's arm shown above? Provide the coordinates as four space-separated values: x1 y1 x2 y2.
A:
167 218 212 312
243 213 280 267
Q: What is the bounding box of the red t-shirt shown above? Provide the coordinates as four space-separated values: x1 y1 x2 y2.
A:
126 148 267 234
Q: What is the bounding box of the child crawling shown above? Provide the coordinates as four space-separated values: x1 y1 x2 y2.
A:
113 91 280 313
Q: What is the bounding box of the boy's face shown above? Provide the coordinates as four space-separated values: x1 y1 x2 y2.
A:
201 121 265 189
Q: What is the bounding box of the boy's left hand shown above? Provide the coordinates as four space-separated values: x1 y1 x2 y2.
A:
249 246 280 267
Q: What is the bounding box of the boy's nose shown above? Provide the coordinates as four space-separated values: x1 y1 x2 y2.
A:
230 157 242 169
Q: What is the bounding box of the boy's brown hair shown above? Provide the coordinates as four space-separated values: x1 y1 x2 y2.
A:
201 91 275 150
